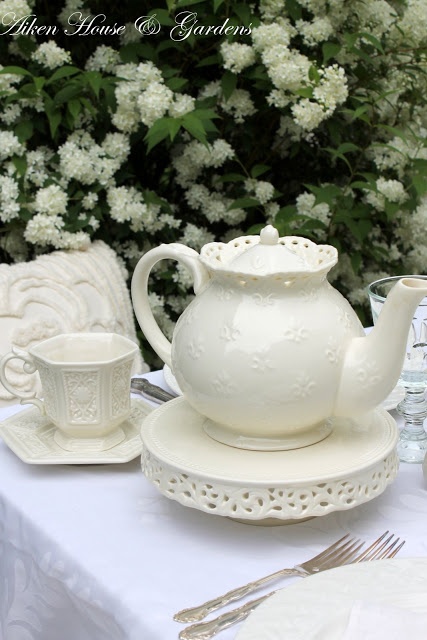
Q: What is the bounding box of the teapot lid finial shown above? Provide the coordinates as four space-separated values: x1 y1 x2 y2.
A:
227 225 311 275
260 225 279 246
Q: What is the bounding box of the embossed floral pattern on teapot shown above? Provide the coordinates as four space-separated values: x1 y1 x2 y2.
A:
132 225 427 450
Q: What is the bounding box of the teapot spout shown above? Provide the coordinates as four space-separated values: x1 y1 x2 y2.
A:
335 277 427 417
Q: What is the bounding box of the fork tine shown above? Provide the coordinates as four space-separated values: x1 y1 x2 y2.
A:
374 536 405 560
350 530 390 563
303 533 351 563
321 540 365 567
351 531 406 564
302 534 362 570
384 540 405 558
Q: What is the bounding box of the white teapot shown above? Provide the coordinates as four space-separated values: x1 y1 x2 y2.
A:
131 225 427 450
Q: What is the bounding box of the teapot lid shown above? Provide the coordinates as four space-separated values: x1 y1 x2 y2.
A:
199 225 338 278
229 225 310 275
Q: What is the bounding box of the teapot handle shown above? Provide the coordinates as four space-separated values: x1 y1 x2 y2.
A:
131 243 210 368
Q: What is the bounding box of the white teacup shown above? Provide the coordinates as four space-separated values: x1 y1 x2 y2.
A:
0 333 139 452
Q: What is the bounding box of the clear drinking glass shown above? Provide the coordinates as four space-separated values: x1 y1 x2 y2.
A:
368 275 427 463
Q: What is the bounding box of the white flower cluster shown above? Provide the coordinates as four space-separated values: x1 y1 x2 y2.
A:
173 139 235 188
25 148 52 187
34 184 68 216
113 61 195 131
185 184 246 225
199 81 256 123
58 130 130 186
0 175 20 223
244 178 275 205
0 65 22 96
0 0 31 20
253 22 348 132
220 89 256 123
32 42 71 70
296 17 334 47
180 222 215 251
220 42 256 74
364 178 408 212
107 186 179 234
86 46 121 73
0 131 24 161
24 213 91 251
392 0 427 46
296 192 331 226
292 65 348 132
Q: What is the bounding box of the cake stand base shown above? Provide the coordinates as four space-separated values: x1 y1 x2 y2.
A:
140 398 399 525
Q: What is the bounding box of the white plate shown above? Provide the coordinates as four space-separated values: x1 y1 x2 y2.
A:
163 364 182 396
0 398 153 464
237 558 427 639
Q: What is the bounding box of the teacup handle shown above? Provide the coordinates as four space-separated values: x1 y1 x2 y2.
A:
131 243 210 368
0 347 44 412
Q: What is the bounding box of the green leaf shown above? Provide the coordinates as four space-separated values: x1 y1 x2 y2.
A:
181 113 208 144
176 0 207 6
213 0 225 12
148 8 174 25
251 164 270 178
295 87 314 99
0 66 31 77
285 0 302 20
14 120 33 142
166 118 181 141
305 183 342 204
384 200 401 220
12 154 27 177
84 71 102 98
308 65 320 84
33 76 45 92
233 3 253 26
357 31 385 54
336 142 360 154
221 71 237 101
67 98 81 120
45 106 62 138
54 83 82 105
322 42 341 64
144 118 171 153
350 252 362 274
196 54 220 68
217 172 247 183
46 66 80 85
351 180 376 192
165 77 188 91
228 197 259 210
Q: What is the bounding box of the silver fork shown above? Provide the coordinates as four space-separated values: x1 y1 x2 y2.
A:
177 532 404 640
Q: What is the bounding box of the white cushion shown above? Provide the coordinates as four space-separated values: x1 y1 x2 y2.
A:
0 241 148 407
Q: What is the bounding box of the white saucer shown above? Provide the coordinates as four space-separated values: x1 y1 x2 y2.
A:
163 364 182 396
0 398 153 464
140 397 399 524
237 558 427 639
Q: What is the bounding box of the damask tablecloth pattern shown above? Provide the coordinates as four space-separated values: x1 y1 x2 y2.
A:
1 372 427 640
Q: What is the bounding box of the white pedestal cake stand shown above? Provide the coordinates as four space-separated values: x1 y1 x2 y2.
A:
140 397 399 525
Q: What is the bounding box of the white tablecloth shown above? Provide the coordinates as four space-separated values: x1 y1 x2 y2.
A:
1 370 427 640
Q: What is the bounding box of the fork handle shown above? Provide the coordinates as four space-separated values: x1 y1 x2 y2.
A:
174 568 301 623
179 590 276 640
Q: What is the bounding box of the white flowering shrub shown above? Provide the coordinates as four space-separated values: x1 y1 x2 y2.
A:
1 0 427 364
